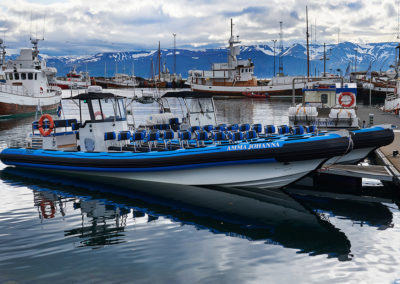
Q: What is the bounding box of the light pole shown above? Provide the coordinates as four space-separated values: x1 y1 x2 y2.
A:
272 39 277 77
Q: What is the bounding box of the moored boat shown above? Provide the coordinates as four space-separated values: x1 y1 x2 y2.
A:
0 39 62 117
0 88 353 189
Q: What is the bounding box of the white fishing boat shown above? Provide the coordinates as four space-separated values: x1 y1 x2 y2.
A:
55 66 91 90
188 19 336 96
0 39 62 117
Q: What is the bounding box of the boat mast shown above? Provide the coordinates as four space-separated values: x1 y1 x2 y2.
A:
278 21 283 76
306 6 310 79
158 41 161 81
173 33 176 75
228 18 240 69
0 38 5 68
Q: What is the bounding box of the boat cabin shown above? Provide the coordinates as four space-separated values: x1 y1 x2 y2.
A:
29 87 129 152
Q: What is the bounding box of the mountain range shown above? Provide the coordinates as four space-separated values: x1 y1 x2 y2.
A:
34 41 400 78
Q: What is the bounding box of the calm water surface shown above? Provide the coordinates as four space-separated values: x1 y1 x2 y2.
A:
0 90 400 283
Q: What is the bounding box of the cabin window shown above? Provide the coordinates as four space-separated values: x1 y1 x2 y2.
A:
14 73 19 80
35 73 37 80
21 73 26 80
28 73 33 80
8 73 12 80
321 94 328 104
92 100 104 121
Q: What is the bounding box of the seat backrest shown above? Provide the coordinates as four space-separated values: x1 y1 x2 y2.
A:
291 126 305 135
118 131 131 141
195 130 209 141
229 131 243 142
278 125 290 135
179 130 191 140
132 131 146 141
212 131 227 141
252 123 262 133
306 125 317 133
245 130 257 139
227 124 239 131
163 129 175 140
190 126 201 132
147 130 160 141
215 124 227 131
239 124 250 131
203 125 214 132
104 132 116 141
265 125 276 134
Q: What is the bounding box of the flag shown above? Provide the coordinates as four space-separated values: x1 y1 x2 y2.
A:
57 102 62 118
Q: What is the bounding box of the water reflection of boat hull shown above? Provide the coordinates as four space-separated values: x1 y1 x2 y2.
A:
0 166 351 259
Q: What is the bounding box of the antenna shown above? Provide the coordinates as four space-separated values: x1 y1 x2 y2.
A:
42 12 46 40
337 26 340 44
306 6 310 78
278 21 283 76
173 33 176 74
398 0 400 39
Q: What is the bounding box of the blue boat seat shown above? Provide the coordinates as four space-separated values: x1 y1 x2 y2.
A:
118 131 131 141
245 130 257 140
163 129 175 140
306 125 317 133
291 126 305 135
104 132 116 141
195 131 209 147
215 124 227 131
154 124 170 130
190 126 201 133
169 118 180 131
278 125 290 135
265 125 276 135
229 131 243 142
147 130 160 151
227 124 239 131
239 124 250 131
212 131 228 142
202 125 214 132
179 130 192 148
132 131 146 141
252 124 262 134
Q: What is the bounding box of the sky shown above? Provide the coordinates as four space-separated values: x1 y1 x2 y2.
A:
0 0 399 56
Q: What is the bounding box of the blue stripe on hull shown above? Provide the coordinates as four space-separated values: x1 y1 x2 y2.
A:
7 157 277 172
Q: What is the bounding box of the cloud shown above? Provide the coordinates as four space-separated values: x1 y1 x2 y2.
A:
0 0 398 56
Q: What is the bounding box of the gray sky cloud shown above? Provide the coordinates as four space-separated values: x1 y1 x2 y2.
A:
0 0 398 55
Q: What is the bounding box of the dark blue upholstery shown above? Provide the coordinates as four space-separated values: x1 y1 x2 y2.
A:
252 124 262 133
306 125 317 133
292 126 305 135
215 124 227 131
246 130 257 139
147 130 160 141
179 130 191 140
154 124 170 130
239 124 250 131
265 125 276 134
104 132 116 141
163 129 175 140
203 125 214 132
212 132 227 141
190 126 201 132
195 131 209 140
227 124 239 131
229 131 243 141
169 118 180 131
132 131 146 141
118 131 131 141
278 125 290 134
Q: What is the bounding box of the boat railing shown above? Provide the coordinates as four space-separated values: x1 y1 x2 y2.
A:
0 84 58 98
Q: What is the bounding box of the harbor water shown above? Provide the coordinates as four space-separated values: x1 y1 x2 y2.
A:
0 90 400 283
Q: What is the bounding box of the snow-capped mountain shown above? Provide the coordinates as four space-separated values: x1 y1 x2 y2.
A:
37 41 399 78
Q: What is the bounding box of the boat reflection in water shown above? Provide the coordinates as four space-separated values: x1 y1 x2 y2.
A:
2 166 393 260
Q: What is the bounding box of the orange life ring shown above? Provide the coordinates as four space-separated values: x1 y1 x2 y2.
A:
38 114 54 137
338 92 355 108
94 111 106 120
40 200 55 219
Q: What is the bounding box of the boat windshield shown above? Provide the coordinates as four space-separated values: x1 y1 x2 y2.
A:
79 97 126 123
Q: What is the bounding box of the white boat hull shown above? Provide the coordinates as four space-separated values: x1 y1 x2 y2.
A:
36 158 326 190
0 89 61 116
324 147 374 166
